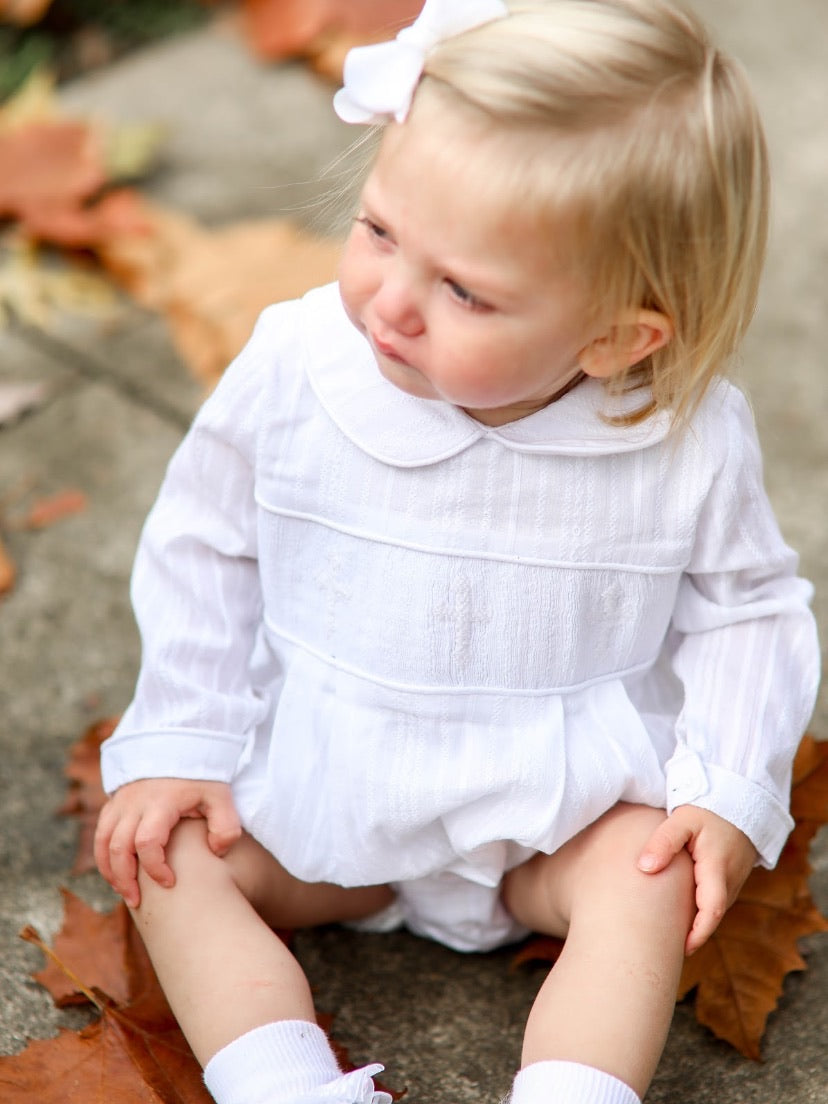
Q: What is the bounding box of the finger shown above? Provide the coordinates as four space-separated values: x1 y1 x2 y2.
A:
134 810 177 890
637 815 694 874
205 791 242 856
107 815 142 908
93 802 118 886
685 866 728 954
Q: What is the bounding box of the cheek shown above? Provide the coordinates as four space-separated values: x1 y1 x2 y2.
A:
337 237 367 321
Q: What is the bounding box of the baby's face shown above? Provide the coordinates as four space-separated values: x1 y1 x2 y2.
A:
338 112 603 426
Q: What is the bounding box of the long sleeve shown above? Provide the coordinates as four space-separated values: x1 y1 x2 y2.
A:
664 390 820 866
101 310 279 794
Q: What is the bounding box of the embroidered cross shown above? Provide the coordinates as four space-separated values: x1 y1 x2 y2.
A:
433 569 492 674
315 549 352 641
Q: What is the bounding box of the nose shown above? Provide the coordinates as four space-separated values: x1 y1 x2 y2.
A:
372 266 425 338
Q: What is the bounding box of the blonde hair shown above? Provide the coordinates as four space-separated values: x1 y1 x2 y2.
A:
415 0 770 425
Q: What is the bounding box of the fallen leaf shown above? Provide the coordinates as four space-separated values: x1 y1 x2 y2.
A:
676 737 828 1058
98 200 341 387
0 119 106 219
32 890 137 1008
0 70 160 249
512 736 828 1060
6 892 401 1102
0 532 15 594
0 239 119 329
0 0 54 27
16 487 88 529
240 0 420 65
5 924 212 1104
57 717 117 875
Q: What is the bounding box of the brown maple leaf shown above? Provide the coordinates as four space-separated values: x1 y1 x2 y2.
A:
6 924 211 1103
7 893 401 1102
676 737 828 1058
513 736 828 1060
32 890 138 1008
97 199 341 387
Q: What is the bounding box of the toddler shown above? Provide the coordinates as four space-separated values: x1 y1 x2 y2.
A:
94 2 820 1102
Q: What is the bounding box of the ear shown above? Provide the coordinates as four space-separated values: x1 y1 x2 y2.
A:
577 309 674 380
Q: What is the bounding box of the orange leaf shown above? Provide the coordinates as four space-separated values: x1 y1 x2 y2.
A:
240 0 420 64
0 121 105 219
31 891 137 1008
98 201 341 387
0 0 55 28
18 187 152 249
8 893 400 1102
0 533 15 595
6 908 212 1102
0 985 211 1104
18 488 88 530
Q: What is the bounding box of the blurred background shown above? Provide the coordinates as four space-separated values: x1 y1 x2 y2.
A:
0 3 825 1102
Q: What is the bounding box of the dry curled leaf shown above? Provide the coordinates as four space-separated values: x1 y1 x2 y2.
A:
4 891 401 1102
5 918 212 1104
98 199 341 387
676 736 828 1058
0 71 159 249
32 890 137 1009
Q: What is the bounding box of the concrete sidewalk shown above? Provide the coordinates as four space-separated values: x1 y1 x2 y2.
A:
1 3 825 1101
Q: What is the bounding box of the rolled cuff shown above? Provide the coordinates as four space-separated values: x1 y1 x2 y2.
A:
100 726 247 795
664 745 794 868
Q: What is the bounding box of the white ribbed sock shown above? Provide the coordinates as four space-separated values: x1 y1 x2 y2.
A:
203 1020 341 1104
507 1060 641 1104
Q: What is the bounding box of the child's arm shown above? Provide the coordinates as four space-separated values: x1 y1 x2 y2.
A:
94 778 241 908
637 805 758 954
100 308 290 807
645 389 819 951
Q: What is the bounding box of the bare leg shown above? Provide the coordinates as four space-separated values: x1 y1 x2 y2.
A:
502 803 695 1099
130 818 393 1067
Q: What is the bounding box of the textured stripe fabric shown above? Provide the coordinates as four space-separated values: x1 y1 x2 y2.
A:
102 282 819 949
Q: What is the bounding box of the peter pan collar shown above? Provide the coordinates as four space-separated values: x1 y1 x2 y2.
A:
301 282 673 467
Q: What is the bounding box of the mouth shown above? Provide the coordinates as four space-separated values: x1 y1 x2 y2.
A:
370 333 407 364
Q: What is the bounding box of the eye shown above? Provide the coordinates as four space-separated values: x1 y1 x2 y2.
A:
445 279 489 312
356 215 390 243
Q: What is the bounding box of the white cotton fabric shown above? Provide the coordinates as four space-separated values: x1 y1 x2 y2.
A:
101 282 820 952
508 1061 641 1104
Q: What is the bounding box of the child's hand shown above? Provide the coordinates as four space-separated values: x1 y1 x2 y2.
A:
94 778 242 908
637 805 758 955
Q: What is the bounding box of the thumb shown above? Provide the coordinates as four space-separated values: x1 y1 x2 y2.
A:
204 791 242 856
638 814 693 874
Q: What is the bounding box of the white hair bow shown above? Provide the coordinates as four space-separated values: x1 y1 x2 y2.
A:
333 0 509 125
